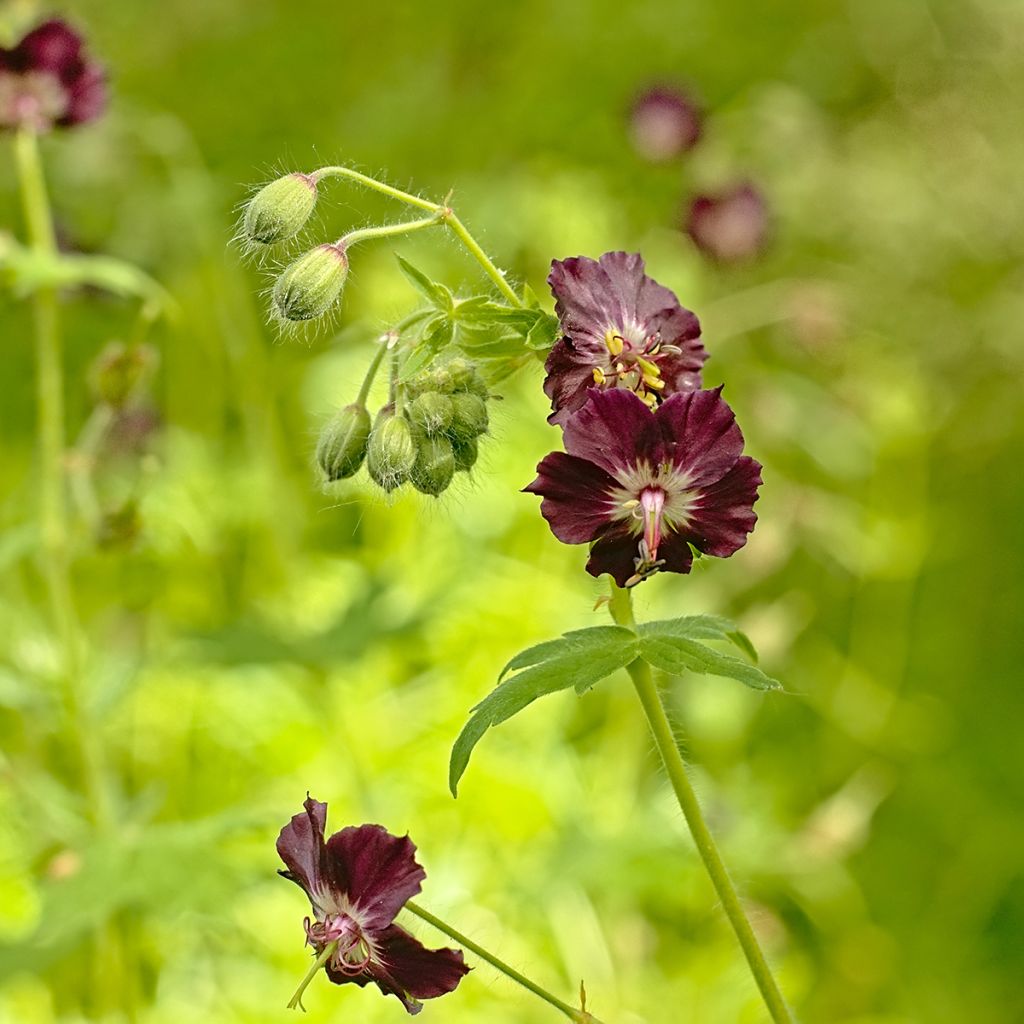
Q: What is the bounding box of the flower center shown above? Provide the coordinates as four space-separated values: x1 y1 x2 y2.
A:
305 912 373 975
0 71 69 131
591 327 682 408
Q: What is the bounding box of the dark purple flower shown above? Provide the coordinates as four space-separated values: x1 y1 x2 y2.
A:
0 19 106 132
629 85 702 161
544 251 707 426
525 388 762 588
685 183 769 265
277 797 468 1015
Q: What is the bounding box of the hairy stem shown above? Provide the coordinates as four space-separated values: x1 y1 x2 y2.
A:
312 165 523 306
355 341 390 407
339 214 443 248
404 901 601 1024
608 583 794 1024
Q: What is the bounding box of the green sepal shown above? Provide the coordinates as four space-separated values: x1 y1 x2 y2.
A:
396 255 454 313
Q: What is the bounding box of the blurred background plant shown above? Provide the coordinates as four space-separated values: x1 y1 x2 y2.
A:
0 1 1022 1023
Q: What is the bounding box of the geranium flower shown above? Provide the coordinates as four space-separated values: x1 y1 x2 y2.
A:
684 183 769 265
0 19 106 132
525 387 761 587
628 85 703 161
544 251 707 425
277 797 469 1014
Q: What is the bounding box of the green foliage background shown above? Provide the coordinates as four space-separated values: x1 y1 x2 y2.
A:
1 1 1022 1021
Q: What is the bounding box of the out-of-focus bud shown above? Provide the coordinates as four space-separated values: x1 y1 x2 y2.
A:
445 357 488 398
316 403 372 481
684 184 769 265
272 243 348 322
243 173 318 245
367 409 417 491
629 86 703 162
96 501 141 550
449 392 489 441
452 435 478 473
408 392 454 437
89 342 155 409
411 434 456 496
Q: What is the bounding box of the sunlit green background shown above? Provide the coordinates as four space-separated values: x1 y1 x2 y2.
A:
2 1 1022 1021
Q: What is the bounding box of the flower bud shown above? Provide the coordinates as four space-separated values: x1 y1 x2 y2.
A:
408 392 454 437
243 173 318 245
445 357 488 398
449 392 489 441
411 434 456 496
367 409 417 491
316 403 371 481
452 435 479 473
272 243 348 322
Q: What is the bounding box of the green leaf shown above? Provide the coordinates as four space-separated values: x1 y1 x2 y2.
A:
398 315 454 381
524 311 560 351
395 255 453 312
639 632 781 692
450 625 638 795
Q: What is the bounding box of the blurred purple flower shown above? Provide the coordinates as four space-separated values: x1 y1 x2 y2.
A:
0 19 106 132
526 388 761 587
544 251 706 426
685 183 769 264
277 797 468 1015
629 85 702 161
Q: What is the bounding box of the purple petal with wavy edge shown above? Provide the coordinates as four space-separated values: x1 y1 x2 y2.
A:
656 532 697 574
681 455 762 557
652 387 744 487
325 825 425 931
560 388 661 477
276 796 329 900
542 338 596 426
585 525 641 587
12 20 83 77
365 924 470 1014
524 451 620 544
62 61 106 125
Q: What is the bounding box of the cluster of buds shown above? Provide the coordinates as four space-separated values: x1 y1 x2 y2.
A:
318 357 490 497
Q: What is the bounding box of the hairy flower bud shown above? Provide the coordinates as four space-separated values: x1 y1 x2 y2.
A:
317 403 371 481
243 173 318 245
367 410 417 491
272 243 348 322
411 435 456 496
408 392 454 437
449 392 489 441
445 358 488 398
452 435 479 473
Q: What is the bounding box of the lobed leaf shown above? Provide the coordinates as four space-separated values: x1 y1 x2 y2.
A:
639 633 781 691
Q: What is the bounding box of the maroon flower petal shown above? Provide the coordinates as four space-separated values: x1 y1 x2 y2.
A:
682 455 762 557
368 924 469 1014
653 388 744 487
524 451 620 544
560 388 661 476
656 532 697 575
585 526 641 587
629 85 703 161
325 825 425 931
541 337 596 426
14 20 83 77
685 184 769 265
276 796 329 900
62 60 106 126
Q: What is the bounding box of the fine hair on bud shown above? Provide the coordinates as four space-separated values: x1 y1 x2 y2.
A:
272 243 349 322
449 392 489 442
411 434 456 496
451 435 479 473
367 409 417 492
317 403 372 481
408 392 454 437
445 358 489 398
243 173 318 245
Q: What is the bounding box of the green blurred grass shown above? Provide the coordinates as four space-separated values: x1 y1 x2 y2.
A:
1 0 1023 1021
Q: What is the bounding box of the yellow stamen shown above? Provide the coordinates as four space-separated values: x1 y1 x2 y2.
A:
639 391 658 408
604 330 624 356
636 356 661 377
592 366 606 385
644 374 666 390
622 499 640 509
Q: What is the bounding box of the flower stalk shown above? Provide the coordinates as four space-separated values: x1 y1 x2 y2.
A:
607 582 793 1024
287 940 340 1011
403 901 602 1024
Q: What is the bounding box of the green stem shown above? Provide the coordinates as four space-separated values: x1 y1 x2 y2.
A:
355 341 389 406
13 128 107 825
287 940 339 1011
312 165 523 307
608 583 793 1024
339 214 443 249
404 901 600 1024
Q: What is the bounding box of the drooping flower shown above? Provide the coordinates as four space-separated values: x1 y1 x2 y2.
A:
684 183 769 265
277 797 469 1014
525 387 762 587
544 251 707 426
0 19 106 132
628 85 703 161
